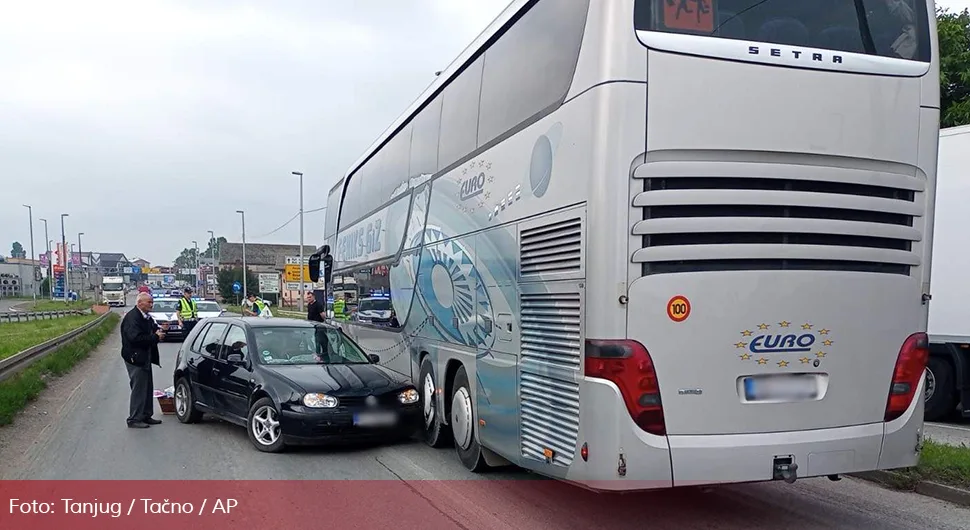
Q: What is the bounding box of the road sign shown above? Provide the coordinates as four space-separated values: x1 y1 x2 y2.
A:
232 281 242 294
283 264 310 282
258 274 280 293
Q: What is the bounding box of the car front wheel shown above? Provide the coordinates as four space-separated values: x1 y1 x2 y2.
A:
174 378 202 423
247 397 285 453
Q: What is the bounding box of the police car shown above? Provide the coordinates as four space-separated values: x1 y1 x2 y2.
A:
352 294 393 325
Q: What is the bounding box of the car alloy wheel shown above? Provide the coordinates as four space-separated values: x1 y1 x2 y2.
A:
251 405 281 446
175 384 188 417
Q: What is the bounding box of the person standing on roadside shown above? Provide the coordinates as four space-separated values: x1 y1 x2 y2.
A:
121 292 166 429
242 293 266 317
176 287 199 336
306 292 326 322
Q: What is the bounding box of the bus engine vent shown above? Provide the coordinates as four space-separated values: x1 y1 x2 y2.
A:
520 292 582 370
520 217 583 277
631 157 924 276
520 371 580 467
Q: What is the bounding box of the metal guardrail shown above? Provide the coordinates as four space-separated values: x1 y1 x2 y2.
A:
0 311 113 382
0 310 87 324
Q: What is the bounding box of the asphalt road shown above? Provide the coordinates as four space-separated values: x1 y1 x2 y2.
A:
0 302 967 529
0 298 28 312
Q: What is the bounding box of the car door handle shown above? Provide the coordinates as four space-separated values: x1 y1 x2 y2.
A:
212 367 220 375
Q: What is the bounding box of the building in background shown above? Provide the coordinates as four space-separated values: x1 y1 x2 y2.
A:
218 243 318 307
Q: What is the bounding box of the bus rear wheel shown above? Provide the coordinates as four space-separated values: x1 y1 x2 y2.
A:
451 365 488 472
420 357 451 448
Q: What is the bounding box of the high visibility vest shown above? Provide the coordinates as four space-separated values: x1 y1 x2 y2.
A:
178 297 198 319
333 299 345 315
253 299 266 314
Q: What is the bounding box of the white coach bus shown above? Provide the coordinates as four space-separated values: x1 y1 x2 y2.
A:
310 0 939 490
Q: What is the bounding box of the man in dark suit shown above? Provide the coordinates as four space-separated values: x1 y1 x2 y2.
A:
121 292 167 428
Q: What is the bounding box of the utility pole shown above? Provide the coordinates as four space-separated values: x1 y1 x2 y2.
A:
22 205 36 302
39 219 51 299
60 214 69 303
236 210 247 301
292 171 305 312
77 232 85 301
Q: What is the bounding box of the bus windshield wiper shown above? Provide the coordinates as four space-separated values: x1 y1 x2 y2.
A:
852 0 878 55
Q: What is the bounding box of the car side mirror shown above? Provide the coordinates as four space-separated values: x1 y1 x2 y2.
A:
368 354 380 363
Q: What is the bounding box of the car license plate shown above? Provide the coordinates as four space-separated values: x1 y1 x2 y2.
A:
353 411 397 427
744 374 819 402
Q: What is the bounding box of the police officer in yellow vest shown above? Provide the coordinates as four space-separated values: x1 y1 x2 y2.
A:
177 287 199 336
244 293 267 317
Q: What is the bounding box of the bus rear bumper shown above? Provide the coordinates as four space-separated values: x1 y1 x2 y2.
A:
567 377 924 490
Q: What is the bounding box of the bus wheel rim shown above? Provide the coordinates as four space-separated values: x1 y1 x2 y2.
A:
452 387 473 450
423 373 436 428
924 367 936 402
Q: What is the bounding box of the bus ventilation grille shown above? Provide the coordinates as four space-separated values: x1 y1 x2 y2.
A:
520 292 582 370
520 217 583 277
631 158 924 276
520 371 580 468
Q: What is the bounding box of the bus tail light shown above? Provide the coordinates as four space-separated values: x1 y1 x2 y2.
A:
885 332 929 422
585 339 666 436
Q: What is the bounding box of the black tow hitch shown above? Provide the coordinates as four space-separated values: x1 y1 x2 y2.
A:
773 456 798 484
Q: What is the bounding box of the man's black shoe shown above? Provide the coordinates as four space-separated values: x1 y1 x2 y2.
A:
144 418 162 425
127 422 150 429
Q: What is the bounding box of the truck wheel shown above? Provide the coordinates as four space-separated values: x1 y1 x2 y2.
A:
451 365 489 472
925 357 956 421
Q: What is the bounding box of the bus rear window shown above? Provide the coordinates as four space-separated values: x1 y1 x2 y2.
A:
633 0 930 62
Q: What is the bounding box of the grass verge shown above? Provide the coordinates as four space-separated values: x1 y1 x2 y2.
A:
27 299 95 312
0 314 100 361
0 312 119 426
887 439 970 491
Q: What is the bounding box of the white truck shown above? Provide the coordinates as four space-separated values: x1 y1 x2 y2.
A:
925 125 970 422
101 276 126 307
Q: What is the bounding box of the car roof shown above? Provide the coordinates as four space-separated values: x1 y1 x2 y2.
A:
201 316 339 329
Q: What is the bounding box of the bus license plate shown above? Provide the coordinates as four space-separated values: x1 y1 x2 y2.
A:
353 411 397 427
744 375 818 402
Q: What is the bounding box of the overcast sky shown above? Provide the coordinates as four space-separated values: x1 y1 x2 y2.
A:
0 0 510 265
1 0 967 265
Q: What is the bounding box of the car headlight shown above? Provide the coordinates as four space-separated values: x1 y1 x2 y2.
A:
398 388 419 404
303 393 339 408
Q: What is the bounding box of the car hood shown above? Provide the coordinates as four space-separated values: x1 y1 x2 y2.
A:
358 309 392 319
148 312 178 321
264 363 410 395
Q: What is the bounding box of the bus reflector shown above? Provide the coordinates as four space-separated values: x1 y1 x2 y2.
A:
580 443 588 462
885 332 929 422
584 339 666 436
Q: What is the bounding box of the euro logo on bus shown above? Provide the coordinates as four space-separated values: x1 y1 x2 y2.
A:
735 322 833 368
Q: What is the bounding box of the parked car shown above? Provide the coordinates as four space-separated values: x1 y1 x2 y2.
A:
171 317 421 452
147 297 187 342
194 300 224 319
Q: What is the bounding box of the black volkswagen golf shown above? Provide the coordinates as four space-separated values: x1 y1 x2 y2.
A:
172 316 421 452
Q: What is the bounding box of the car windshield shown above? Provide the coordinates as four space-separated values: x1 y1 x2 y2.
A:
196 302 221 312
358 298 391 311
252 326 371 365
103 283 124 291
151 300 179 313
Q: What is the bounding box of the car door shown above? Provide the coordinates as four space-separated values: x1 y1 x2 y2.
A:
215 324 255 420
193 322 230 409
182 322 211 403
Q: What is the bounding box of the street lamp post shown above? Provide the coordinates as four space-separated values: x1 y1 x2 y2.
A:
39 219 51 299
77 233 85 301
192 240 199 292
207 230 215 297
60 214 69 302
292 171 305 312
236 211 247 301
22 205 36 302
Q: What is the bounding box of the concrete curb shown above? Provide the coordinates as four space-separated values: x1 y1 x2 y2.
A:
851 470 970 508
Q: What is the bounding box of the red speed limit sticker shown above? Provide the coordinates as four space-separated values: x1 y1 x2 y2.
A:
666 296 691 322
